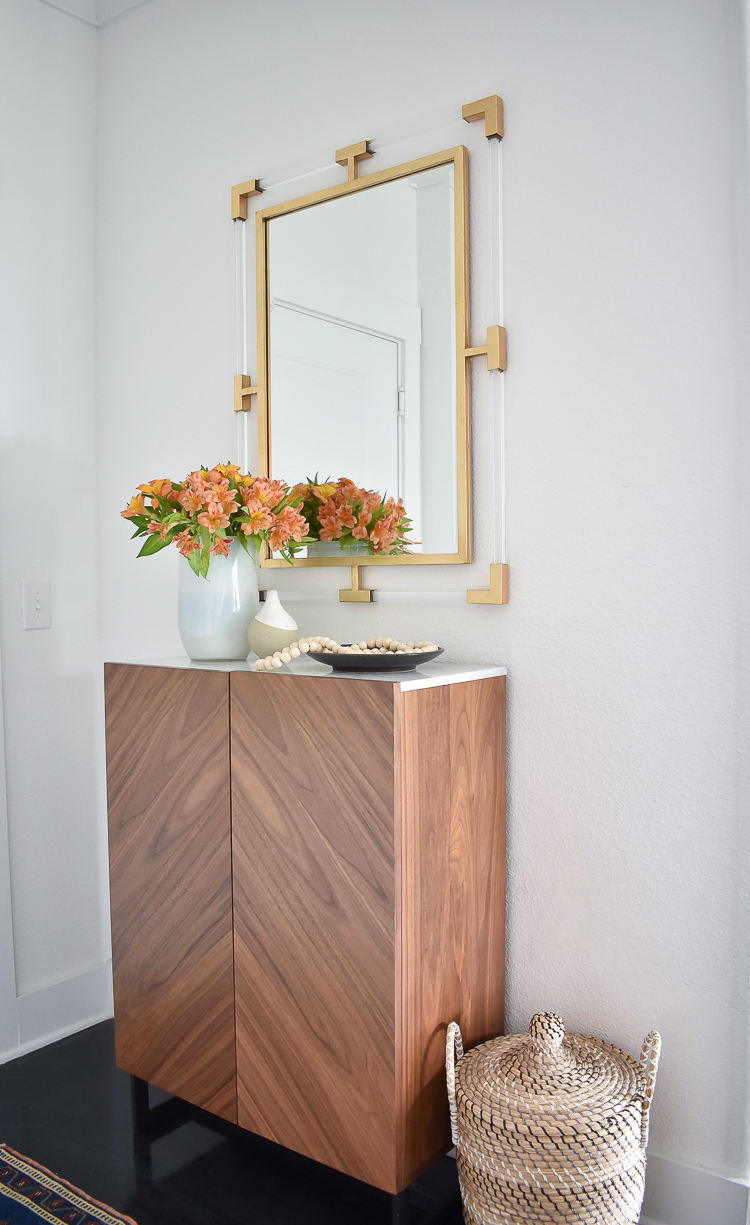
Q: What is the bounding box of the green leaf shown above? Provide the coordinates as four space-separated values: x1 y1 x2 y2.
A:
137 534 170 557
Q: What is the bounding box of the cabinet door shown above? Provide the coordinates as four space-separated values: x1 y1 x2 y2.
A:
230 672 397 1191
105 664 236 1122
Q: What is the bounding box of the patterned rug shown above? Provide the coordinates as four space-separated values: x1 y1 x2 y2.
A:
0 1146 137 1225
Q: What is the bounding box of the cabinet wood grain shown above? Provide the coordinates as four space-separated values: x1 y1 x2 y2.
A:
105 663 506 1194
395 676 506 1186
104 663 237 1122
230 672 397 1190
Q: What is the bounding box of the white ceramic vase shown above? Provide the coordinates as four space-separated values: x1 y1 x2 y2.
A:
246 590 298 658
177 538 260 660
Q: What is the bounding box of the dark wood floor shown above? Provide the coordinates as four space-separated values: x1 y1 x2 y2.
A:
0 1020 463 1224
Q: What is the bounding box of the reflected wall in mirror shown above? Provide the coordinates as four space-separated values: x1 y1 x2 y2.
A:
257 147 470 566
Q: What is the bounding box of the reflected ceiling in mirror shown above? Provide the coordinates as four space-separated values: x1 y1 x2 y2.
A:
256 147 470 566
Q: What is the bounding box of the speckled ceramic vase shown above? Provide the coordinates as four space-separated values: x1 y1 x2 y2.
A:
246 589 298 658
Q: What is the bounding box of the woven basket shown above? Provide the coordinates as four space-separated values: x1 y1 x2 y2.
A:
446 1012 661 1225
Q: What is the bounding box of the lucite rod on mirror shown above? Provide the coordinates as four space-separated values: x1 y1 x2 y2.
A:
489 135 506 566
234 217 250 474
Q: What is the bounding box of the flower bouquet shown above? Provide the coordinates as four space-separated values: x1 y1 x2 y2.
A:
121 463 310 578
292 477 414 555
122 466 414 578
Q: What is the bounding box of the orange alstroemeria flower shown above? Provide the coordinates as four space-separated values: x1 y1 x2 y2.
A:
241 500 275 534
208 483 238 512
369 518 398 551
121 494 147 518
334 478 358 501
175 530 200 556
336 506 356 530
206 467 240 485
198 509 230 532
274 504 308 542
311 482 338 502
183 471 210 498
210 537 232 557
247 478 271 504
318 511 341 539
138 478 178 507
179 488 206 514
269 525 292 552
247 478 287 508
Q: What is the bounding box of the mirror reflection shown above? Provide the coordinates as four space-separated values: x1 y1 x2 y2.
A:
267 162 457 556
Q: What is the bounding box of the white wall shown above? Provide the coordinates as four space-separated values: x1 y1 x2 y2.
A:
0 0 112 1058
95 0 750 1202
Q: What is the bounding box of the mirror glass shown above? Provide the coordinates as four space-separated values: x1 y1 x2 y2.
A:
266 163 457 555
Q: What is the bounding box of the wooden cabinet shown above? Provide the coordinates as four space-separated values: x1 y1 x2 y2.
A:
105 660 506 1195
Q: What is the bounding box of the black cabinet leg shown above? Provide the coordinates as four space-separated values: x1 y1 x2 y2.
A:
129 1073 193 1138
130 1075 151 1135
392 1187 411 1224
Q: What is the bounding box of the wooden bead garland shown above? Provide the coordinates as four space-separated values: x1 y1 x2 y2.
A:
254 635 439 670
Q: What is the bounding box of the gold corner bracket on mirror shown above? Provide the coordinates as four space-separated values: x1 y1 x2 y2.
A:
465 324 507 372
462 95 504 140
340 566 373 603
231 178 263 220
467 563 509 605
234 375 258 412
335 140 373 182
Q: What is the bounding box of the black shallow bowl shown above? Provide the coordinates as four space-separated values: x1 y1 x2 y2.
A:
307 646 444 673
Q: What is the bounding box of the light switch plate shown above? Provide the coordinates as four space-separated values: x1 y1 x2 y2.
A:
23 580 51 630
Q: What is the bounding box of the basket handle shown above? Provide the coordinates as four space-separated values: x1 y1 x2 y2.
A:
639 1030 662 1149
446 1021 464 1147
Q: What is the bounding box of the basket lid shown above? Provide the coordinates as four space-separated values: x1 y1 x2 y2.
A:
457 1012 646 1136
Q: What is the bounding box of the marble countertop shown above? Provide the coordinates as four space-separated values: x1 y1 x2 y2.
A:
109 656 507 692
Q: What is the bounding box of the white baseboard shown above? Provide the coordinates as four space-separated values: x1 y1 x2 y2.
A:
0 961 113 1064
640 1153 749 1225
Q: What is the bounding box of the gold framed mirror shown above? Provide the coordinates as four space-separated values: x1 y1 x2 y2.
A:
254 145 471 570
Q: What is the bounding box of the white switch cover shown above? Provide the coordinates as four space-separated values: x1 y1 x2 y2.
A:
23 580 51 629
